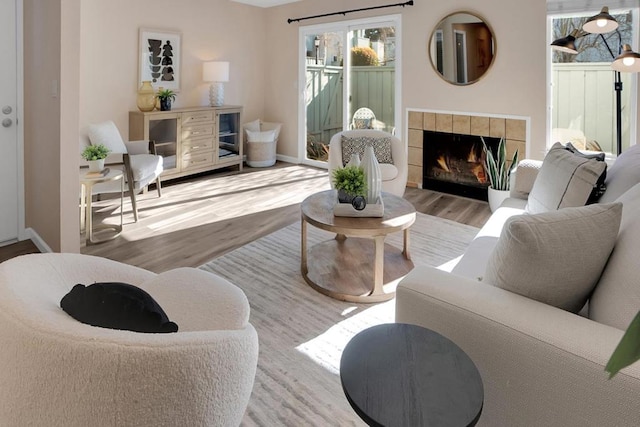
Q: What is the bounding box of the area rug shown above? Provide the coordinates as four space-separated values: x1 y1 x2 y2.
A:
200 212 478 426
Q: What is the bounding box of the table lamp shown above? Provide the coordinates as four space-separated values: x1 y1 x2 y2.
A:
203 61 229 107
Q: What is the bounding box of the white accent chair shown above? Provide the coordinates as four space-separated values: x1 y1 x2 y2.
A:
328 129 408 197
84 121 163 221
0 253 259 426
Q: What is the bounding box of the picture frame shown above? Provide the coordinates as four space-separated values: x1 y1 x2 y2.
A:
138 28 181 92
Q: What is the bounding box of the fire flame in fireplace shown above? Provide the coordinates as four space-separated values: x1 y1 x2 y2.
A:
436 155 450 172
469 144 487 184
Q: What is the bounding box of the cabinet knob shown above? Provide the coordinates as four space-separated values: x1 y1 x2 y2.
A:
2 118 12 128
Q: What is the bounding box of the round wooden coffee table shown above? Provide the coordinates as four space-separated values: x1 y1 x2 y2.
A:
300 190 416 303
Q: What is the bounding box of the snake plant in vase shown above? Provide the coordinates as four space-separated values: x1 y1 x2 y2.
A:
481 137 518 212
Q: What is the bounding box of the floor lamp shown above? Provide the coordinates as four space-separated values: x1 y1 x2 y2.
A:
551 6 640 155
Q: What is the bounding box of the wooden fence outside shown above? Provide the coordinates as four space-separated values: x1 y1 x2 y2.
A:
306 65 395 148
552 62 631 153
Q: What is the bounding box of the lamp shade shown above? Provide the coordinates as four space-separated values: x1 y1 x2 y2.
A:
551 33 579 54
612 44 640 72
583 6 619 34
203 61 230 82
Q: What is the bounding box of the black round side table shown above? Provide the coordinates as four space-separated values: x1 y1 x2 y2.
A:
340 323 484 427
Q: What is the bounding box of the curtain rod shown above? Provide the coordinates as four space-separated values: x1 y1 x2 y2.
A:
287 1 414 24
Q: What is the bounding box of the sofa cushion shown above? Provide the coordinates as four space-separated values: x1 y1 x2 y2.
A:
484 203 622 313
341 135 393 166
598 143 640 203
589 182 640 329
526 142 606 214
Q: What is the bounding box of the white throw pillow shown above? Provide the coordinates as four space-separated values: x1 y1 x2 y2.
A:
87 121 127 154
243 119 261 133
484 202 622 313
598 143 640 203
246 129 276 143
526 142 606 214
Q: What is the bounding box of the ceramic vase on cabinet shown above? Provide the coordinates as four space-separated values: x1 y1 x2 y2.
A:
136 81 156 112
361 146 382 204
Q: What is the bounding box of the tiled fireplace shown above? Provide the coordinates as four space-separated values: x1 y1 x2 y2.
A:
407 110 527 200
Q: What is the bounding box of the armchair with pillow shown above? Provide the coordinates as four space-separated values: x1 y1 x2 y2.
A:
328 129 407 197
83 120 163 221
396 142 640 426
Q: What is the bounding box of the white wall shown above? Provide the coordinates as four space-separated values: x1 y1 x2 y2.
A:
265 0 548 159
79 0 267 139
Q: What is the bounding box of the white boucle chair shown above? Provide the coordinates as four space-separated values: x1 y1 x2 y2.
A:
328 129 408 197
0 253 258 427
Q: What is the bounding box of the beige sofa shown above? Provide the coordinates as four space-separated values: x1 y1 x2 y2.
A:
396 145 640 426
0 253 258 426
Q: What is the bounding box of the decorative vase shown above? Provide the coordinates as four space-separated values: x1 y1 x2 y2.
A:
346 153 360 168
160 98 172 111
136 81 156 112
487 186 510 212
361 145 382 204
155 87 163 110
88 159 105 173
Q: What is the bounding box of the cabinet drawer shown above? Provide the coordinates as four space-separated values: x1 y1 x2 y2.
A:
182 111 214 125
182 152 214 170
182 124 214 140
182 137 214 155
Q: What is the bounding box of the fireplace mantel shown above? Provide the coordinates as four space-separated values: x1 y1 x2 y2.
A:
407 110 528 190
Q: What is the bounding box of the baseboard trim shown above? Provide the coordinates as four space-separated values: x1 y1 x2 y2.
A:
24 228 52 253
276 154 299 164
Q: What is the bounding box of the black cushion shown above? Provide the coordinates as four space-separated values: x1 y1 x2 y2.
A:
60 282 178 333
564 142 607 203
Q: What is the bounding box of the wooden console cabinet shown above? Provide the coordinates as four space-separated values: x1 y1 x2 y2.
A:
129 105 243 181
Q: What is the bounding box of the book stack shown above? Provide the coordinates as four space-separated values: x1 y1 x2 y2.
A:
84 167 110 179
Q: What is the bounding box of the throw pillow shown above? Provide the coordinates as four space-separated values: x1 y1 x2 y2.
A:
526 142 607 214
246 129 276 143
87 121 128 154
484 202 622 313
60 282 179 333
598 143 640 203
244 119 261 133
341 135 393 166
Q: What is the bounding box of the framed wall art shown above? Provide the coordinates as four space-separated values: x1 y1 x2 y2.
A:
138 28 181 92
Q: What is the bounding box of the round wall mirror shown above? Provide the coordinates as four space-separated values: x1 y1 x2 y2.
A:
429 12 496 85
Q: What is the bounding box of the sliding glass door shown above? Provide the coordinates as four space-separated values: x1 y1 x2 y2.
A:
299 15 401 166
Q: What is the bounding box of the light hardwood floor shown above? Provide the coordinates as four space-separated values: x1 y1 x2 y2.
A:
0 163 491 271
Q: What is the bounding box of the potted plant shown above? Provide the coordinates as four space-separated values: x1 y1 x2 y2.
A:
156 89 176 111
81 144 110 172
481 137 518 212
332 165 367 209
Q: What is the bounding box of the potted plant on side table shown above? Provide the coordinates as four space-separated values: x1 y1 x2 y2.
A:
156 89 176 111
332 165 367 211
81 144 110 172
481 137 518 212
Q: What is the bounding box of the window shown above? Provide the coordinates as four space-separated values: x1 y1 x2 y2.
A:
549 8 637 155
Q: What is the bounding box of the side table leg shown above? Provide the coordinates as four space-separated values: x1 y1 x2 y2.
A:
372 235 385 296
86 184 93 244
403 228 412 261
301 217 308 275
80 183 86 233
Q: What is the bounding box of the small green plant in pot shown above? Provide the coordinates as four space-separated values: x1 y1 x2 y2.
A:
81 144 110 172
332 165 367 206
156 89 176 111
481 137 518 212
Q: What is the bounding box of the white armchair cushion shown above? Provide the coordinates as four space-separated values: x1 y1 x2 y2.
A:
379 163 399 181
87 120 128 154
124 140 151 155
526 142 606 214
129 153 163 182
484 202 622 313
599 143 640 203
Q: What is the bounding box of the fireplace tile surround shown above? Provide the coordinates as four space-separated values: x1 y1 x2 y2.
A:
407 110 528 189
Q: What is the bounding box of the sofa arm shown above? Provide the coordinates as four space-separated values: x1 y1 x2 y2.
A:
510 159 543 199
396 266 640 427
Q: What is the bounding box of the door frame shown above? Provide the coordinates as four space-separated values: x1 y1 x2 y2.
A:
297 14 402 167
1 0 25 246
